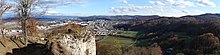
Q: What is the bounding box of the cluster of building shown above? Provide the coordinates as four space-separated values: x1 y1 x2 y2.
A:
1 18 128 36
37 20 117 36
0 29 22 35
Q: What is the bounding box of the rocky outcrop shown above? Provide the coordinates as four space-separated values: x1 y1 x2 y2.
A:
46 24 96 55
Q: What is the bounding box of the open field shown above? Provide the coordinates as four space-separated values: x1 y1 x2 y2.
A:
98 36 135 46
115 31 139 38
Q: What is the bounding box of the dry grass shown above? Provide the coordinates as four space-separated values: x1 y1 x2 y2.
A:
0 37 25 55
48 23 82 34
46 24 84 40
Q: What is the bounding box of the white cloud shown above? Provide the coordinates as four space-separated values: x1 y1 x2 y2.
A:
173 0 195 8
38 0 85 15
150 1 166 6
38 0 84 7
151 0 195 8
110 0 158 13
150 11 154 13
110 7 137 13
164 0 176 4
161 0 195 8
149 1 155 4
46 10 62 15
111 0 197 14
110 0 216 16
197 0 216 7
182 10 190 14
160 9 164 12
157 9 189 17
110 4 157 13
122 0 128 4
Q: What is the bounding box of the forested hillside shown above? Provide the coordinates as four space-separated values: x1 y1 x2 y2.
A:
113 14 220 55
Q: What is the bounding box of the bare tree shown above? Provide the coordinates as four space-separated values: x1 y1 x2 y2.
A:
0 0 11 38
14 0 49 46
13 0 79 46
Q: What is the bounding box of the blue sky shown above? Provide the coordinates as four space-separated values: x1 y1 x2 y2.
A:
3 0 220 17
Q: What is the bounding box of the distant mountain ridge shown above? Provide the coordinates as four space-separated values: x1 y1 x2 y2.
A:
3 13 220 21
38 16 79 19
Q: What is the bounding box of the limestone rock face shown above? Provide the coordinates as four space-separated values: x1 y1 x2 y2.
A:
61 32 96 55
46 24 96 55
